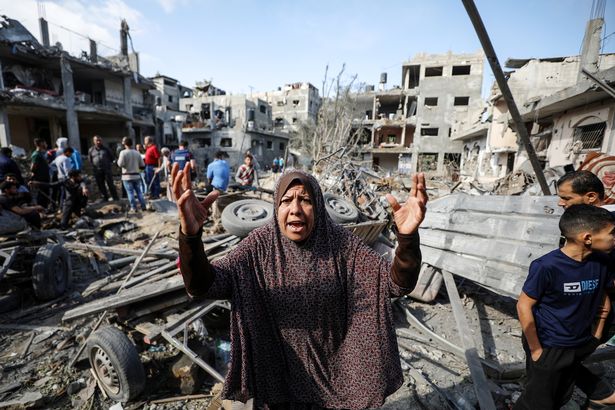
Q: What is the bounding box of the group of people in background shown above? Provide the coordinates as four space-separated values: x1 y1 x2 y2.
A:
0 134 266 230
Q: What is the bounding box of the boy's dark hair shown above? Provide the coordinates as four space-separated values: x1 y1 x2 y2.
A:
0 147 12 157
557 170 605 200
123 137 133 147
179 140 188 147
559 204 615 238
244 153 253 160
0 180 17 191
215 151 228 159
63 147 74 155
68 169 81 178
34 138 46 147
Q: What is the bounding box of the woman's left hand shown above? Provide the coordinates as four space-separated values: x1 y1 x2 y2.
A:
386 172 428 235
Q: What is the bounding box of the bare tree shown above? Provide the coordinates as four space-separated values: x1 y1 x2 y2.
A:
291 64 370 166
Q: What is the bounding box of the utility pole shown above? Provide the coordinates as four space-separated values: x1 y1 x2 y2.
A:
462 0 551 195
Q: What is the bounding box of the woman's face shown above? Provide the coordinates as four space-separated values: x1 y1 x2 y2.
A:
277 183 315 242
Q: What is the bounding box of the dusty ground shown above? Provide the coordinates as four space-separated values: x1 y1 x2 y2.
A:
2 197 615 409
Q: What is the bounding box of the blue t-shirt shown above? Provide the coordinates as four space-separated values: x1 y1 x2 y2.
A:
206 159 230 191
523 249 615 348
171 148 193 171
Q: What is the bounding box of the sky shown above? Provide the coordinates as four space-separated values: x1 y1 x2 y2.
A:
1 0 614 96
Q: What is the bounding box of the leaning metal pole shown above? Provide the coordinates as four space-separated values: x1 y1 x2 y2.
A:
461 0 551 195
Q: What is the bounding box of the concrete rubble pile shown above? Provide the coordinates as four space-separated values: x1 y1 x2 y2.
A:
1 166 615 410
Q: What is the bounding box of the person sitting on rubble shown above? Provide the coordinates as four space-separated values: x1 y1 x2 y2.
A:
173 164 425 409
515 205 615 410
0 147 25 186
2 173 29 194
59 169 89 230
0 180 44 229
234 153 258 191
206 150 229 194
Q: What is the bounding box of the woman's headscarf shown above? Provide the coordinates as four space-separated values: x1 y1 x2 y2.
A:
206 169 405 409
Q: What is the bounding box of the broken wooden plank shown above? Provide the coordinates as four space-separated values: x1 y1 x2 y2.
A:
149 393 214 405
63 276 185 322
442 270 496 410
123 261 178 288
0 324 67 332
20 332 35 359
65 242 176 259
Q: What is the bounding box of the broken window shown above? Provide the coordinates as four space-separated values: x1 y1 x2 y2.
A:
405 65 420 88
454 96 470 106
424 97 438 107
387 134 397 144
279 142 285 151
267 140 273 149
421 127 439 136
444 153 461 172
274 118 284 127
418 153 439 172
573 122 606 150
452 65 471 75
194 138 211 147
168 95 173 103
425 66 443 77
292 118 298 124
220 138 232 147
292 100 300 107
259 104 267 114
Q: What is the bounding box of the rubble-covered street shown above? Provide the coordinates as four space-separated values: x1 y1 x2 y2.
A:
2 0 615 409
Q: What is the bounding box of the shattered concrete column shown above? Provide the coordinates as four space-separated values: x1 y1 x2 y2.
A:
0 60 10 146
578 18 603 82
123 75 135 138
60 54 81 151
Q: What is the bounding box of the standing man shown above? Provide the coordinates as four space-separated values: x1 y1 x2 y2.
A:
88 135 118 201
117 137 147 213
171 140 197 179
54 147 74 182
30 139 50 208
143 136 161 199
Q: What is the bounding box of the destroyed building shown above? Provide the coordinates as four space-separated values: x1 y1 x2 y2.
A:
255 82 321 132
355 51 485 175
149 74 193 146
455 15 615 181
0 17 156 154
179 90 289 172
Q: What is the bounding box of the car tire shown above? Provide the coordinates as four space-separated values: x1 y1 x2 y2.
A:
323 193 359 224
87 326 145 402
32 244 69 301
221 199 274 238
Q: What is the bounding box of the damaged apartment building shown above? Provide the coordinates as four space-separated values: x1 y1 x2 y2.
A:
354 51 485 175
0 17 155 154
455 12 615 181
255 82 321 133
179 84 289 172
149 74 193 146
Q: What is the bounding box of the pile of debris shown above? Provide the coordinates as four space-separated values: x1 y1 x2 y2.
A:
2 165 615 410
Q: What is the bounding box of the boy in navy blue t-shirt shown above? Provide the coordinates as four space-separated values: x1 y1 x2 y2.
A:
514 204 615 410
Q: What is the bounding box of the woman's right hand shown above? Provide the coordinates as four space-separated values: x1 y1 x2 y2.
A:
172 162 219 236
